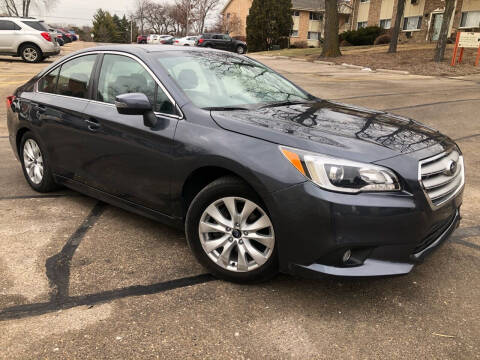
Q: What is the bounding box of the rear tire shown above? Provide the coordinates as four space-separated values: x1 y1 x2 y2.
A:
20 132 58 192
20 44 43 63
186 176 278 283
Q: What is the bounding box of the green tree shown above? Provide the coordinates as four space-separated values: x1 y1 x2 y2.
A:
246 0 293 52
92 9 118 43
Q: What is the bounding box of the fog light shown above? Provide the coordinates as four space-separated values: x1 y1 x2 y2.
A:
342 249 351 263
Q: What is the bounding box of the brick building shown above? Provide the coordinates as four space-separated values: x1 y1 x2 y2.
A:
222 0 480 46
352 0 480 43
222 0 353 47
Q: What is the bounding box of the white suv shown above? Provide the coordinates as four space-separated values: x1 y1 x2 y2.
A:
0 17 60 63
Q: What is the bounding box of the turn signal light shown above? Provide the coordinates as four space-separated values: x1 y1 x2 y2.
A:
6 95 16 109
41 32 52 42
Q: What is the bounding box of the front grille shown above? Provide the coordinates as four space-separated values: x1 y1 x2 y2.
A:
419 149 464 207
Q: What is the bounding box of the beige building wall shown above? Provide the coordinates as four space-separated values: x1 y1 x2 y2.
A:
404 0 426 17
462 0 480 11
380 0 395 20
357 2 370 24
223 0 253 37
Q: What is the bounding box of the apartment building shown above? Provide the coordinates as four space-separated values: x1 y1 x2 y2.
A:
222 0 353 47
352 0 480 42
222 0 480 46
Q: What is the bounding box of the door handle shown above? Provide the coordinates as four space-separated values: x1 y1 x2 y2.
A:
85 118 100 131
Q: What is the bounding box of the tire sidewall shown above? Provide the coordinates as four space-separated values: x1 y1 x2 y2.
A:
186 177 278 283
20 132 54 192
236 46 245 54
20 44 42 63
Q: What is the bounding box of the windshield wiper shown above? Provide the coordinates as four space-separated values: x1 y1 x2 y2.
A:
203 106 250 111
259 100 309 109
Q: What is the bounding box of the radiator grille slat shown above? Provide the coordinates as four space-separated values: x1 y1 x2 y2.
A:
419 150 464 207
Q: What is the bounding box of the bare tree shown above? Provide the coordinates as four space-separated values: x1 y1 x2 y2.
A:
433 0 455 62
388 0 406 53
135 0 149 34
1 0 55 17
195 0 219 34
321 0 341 57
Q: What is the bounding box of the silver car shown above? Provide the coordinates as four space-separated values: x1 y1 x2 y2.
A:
0 17 60 63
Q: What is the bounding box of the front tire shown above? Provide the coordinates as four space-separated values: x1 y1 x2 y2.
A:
186 176 278 283
236 45 245 54
20 44 43 63
20 132 58 192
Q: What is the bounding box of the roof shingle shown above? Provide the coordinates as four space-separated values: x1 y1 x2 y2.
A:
292 0 325 11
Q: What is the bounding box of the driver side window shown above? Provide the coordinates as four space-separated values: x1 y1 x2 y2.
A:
97 54 176 115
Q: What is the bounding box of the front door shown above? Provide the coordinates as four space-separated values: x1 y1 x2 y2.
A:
79 53 179 214
432 13 444 41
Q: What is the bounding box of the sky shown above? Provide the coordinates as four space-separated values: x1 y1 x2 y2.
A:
30 0 225 27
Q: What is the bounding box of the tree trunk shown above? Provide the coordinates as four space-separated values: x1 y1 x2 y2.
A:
321 0 341 57
433 0 455 62
388 0 406 53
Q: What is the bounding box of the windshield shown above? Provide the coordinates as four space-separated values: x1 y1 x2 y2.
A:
155 51 311 109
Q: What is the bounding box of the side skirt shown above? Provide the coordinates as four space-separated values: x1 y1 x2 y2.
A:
54 175 184 230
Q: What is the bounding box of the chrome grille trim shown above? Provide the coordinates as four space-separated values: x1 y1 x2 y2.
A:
419 149 464 209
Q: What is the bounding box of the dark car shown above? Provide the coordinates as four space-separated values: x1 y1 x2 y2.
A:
56 29 72 43
196 33 247 54
6 45 464 283
137 34 147 44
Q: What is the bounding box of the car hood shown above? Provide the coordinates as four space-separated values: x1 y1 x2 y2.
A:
210 100 454 163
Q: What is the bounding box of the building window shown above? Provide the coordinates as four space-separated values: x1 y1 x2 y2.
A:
403 16 422 30
226 13 230 20
460 11 480 28
308 31 320 40
291 30 299 37
357 21 367 29
309 12 323 21
293 10 300 17
360 0 369 3
380 18 391 29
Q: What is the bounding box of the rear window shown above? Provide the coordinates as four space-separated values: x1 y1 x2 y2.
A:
21 21 49 31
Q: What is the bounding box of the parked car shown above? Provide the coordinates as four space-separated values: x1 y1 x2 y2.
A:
196 33 247 54
148 34 174 44
67 30 78 41
48 28 64 46
6 46 464 283
58 28 73 42
137 34 147 44
56 29 72 43
147 34 159 44
0 17 60 62
174 36 198 46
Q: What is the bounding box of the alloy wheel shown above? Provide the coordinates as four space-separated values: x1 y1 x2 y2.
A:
198 197 275 272
23 139 44 184
23 47 38 62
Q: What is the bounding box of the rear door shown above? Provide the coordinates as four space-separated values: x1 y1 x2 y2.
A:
35 54 98 178
212 34 227 50
79 53 179 214
0 20 21 51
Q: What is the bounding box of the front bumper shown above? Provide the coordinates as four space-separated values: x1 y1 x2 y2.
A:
266 180 463 277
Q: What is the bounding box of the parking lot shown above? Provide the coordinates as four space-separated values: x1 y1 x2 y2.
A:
0 41 479 359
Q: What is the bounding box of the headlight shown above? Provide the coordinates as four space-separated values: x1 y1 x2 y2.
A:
280 146 401 193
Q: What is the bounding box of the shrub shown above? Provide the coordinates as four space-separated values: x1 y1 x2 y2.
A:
374 34 391 45
290 40 308 48
340 26 384 46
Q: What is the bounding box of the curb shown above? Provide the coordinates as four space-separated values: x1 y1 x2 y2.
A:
376 68 410 75
313 60 335 65
291 57 307 61
341 63 365 69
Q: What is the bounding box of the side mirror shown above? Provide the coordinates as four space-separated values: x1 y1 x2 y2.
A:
115 92 157 127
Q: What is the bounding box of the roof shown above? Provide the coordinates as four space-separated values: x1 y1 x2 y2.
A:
222 0 325 14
